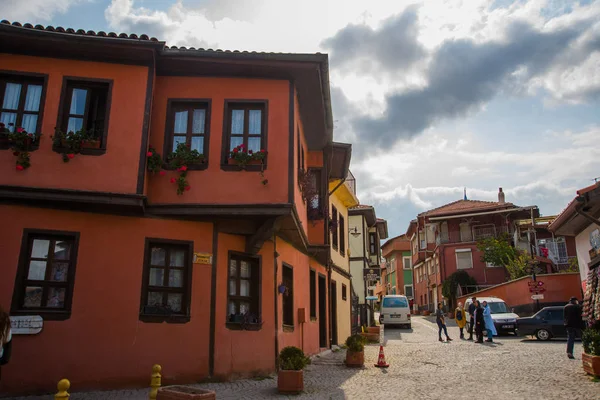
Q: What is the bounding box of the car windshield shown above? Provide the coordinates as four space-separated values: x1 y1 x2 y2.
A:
382 297 409 308
488 302 509 314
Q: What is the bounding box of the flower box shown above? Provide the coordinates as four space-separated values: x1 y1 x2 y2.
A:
228 157 262 167
360 332 379 342
345 350 364 368
277 370 303 394
0 133 9 147
582 352 600 377
367 326 380 335
157 386 216 400
81 140 101 149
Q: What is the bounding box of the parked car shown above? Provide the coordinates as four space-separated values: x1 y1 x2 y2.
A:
379 295 411 328
464 296 519 335
516 306 568 341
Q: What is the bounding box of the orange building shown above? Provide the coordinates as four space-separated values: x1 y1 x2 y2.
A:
0 21 350 394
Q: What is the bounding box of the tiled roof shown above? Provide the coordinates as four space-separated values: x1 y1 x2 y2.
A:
350 204 373 209
420 199 515 218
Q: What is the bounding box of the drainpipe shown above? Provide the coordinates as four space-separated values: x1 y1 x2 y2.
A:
273 235 279 370
327 258 333 348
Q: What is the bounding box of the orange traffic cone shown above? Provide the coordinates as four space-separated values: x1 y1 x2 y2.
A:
374 345 389 368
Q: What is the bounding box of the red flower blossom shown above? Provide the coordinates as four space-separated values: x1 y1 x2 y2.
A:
179 165 188 172
159 171 166 176
170 178 176 184
249 150 253 154
239 144 245 148
16 165 24 171
185 186 191 191
147 151 153 157
67 154 75 159
233 148 239 153
260 149 266 153
16 127 24 133
27 133 33 137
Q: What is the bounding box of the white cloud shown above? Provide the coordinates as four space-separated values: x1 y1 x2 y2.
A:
2 0 86 22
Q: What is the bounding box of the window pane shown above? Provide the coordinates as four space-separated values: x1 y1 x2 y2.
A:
50 262 68 282
168 270 183 288
169 249 185 267
149 268 165 286
173 111 188 134
191 136 203 153
21 114 38 134
67 117 84 133
47 287 66 308
167 293 182 312
229 259 237 277
70 89 88 115
240 280 250 297
229 301 236 316
27 261 47 280
2 83 21 110
248 110 262 134
240 302 250 315
54 241 71 260
147 291 163 306
229 279 237 295
231 110 244 134
229 136 243 151
192 109 205 134
240 261 251 278
172 135 186 152
23 287 42 307
150 247 166 266
247 137 260 153
0 112 17 131
31 239 50 258
24 85 42 112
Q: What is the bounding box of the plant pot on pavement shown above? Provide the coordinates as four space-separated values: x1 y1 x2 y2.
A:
582 353 600 377
278 370 304 394
345 350 364 367
157 386 216 400
367 326 380 334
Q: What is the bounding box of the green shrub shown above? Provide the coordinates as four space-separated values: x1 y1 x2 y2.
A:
279 346 310 371
583 326 600 356
345 334 366 352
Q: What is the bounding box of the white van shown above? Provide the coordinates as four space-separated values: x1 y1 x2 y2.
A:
379 295 411 328
464 296 519 335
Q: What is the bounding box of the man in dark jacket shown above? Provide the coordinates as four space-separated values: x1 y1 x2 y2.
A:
467 296 477 340
564 297 582 359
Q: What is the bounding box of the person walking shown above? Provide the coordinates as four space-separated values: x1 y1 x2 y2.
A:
0 306 13 382
564 296 582 359
455 302 467 339
436 302 453 342
474 300 484 343
467 296 477 340
482 300 497 343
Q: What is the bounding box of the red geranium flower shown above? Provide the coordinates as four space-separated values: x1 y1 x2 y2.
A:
170 178 176 184
67 154 75 159
16 127 24 133
159 171 166 176
147 151 153 157
179 165 188 172
16 165 24 171
185 186 191 191
249 150 253 154
239 144 245 148
233 148 239 153
260 149 266 153
27 133 33 137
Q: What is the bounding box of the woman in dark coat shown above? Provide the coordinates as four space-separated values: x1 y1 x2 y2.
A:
474 300 484 343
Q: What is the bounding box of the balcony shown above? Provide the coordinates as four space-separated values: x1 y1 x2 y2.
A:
438 225 511 244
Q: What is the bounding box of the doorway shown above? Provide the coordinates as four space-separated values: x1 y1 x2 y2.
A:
318 274 327 348
330 280 338 346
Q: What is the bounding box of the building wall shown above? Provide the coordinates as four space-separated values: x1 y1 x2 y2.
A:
350 260 366 303
329 194 349 272
0 54 148 194
440 243 508 285
331 271 351 345
0 205 212 393
402 251 413 295
348 215 365 259
575 224 597 289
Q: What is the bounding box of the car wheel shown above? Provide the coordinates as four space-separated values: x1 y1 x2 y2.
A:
535 329 551 341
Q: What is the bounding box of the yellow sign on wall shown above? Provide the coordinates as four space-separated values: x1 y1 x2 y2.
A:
193 253 212 264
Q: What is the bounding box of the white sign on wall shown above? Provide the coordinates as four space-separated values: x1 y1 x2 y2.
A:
10 315 43 335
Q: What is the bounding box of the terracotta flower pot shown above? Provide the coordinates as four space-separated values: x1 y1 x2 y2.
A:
345 350 364 367
277 369 304 394
367 326 380 334
360 332 379 342
582 352 600 377
157 386 216 400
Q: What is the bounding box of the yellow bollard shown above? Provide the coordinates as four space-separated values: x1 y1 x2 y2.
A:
55 379 70 399
149 364 162 400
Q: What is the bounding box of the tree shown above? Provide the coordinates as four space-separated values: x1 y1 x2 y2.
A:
442 270 477 308
476 234 536 280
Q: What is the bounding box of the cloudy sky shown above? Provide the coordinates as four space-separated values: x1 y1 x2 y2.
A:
5 0 600 238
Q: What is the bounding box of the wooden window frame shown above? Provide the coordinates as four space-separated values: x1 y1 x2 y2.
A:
369 232 377 255
339 214 346 256
282 263 294 329
342 283 347 301
162 99 211 171
0 71 48 151
55 76 113 156
221 100 268 172
309 268 317 319
331 205 339 251
226 251 262 330
10 229 80 321
307 168 324 220
139 238 194 324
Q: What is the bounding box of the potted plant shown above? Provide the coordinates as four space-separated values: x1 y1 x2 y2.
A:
367 321 380 335
345 334 366 367
582 322 600 377
167 143 204 195
277 346 310 394
52 128 97 162
7 126 40 170
228 144 266 168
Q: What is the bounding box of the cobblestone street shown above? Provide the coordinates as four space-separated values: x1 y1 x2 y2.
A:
6 316 598 400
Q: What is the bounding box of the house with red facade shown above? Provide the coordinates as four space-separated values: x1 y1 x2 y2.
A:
381 234 413 300
409 189 538 312
0 21 350 394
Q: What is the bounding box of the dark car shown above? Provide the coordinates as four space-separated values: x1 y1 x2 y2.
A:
516 306 568 341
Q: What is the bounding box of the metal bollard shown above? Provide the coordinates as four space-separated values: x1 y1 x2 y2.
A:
149 364 162 400
55 379 70 399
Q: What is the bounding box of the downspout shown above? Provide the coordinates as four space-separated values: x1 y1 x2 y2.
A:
273 235 279 370
327 258 332 348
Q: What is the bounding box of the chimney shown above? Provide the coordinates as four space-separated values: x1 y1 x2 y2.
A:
498 187 505 204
